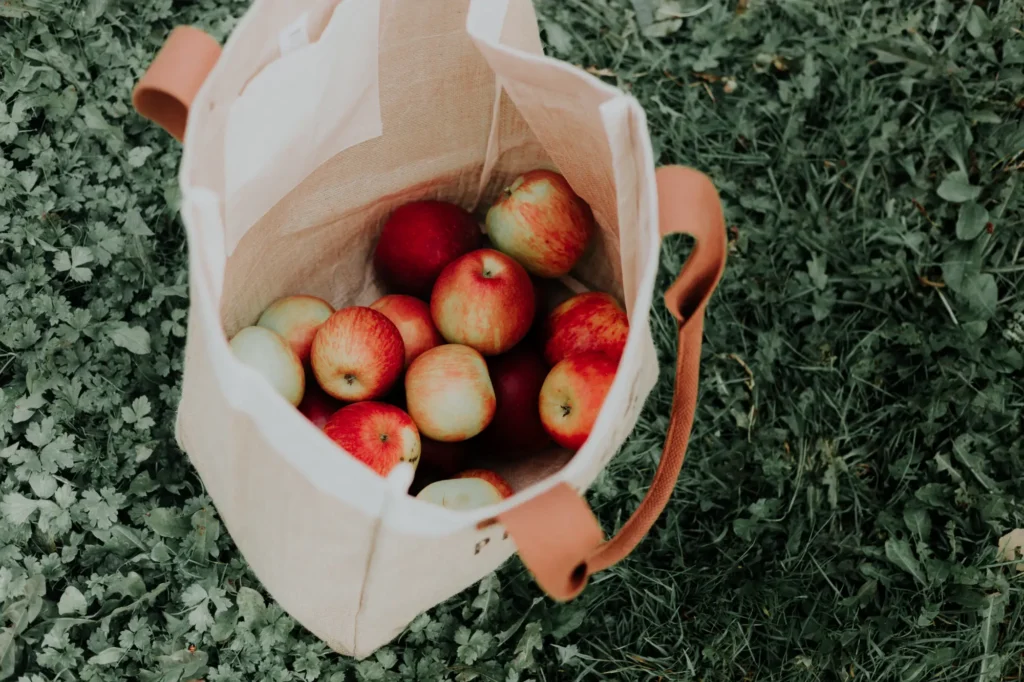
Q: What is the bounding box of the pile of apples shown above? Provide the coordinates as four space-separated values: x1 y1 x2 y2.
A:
228 170 628 510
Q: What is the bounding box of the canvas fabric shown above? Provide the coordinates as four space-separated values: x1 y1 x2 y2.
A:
173 0 663 657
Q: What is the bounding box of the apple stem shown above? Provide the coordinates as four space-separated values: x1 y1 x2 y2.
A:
561 403 572 418
504 176 526 197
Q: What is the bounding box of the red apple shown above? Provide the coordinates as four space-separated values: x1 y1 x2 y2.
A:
369 294 444 368
311 307 405 401
518 275 550 351
256 295 334 363
405 344 495 442
485 169 595 278
543 292 629 366
420 437 468 478
430 249 535 356
480 347 550 454
229 326 305 406
298 383 344 429
373 200 482 298
454 469 514 498
539 352 618 450
416 477 504 510
324 402 421 476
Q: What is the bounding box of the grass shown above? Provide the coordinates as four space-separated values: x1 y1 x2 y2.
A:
1 0 1022 680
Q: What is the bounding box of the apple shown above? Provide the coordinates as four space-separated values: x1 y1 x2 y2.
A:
543 292 629 366
454 469 514 498
431 249 535 356
373 200 482 298
404 344 495 442
479 347 550 454
324 402 421 476
518 275 550 351
369 294 444 368
539 352 618 450
311 306 405 401
229 326 305 406
416 477 504 510
256 295 334 363
298 383 344 429
420 437 468 478
485 169 595 278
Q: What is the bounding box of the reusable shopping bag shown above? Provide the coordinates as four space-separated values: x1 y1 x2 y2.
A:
134 0 727 657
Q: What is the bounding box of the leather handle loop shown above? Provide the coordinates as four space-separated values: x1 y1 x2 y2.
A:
497 483 604 599
132 26 221 142
658 165 729 322
498 165 727 601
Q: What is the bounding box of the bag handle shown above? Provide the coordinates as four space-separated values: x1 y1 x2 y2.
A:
132 26 221 142
496 165 727 601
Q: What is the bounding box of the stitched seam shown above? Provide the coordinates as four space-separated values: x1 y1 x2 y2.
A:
351 501 385 655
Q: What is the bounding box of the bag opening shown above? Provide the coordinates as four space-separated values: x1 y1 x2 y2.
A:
178 0 661 535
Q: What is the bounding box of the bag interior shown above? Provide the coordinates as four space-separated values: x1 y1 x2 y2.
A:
209 0 638 497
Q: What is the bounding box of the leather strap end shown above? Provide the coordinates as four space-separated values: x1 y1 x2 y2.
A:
133 26 221 142
497 483 604 601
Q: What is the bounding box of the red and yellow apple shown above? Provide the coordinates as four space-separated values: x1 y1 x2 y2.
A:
256 295 334 363
405 344 495 442
539 352 618 449
369 294 444 368
373 200 482 298
431 249 535 356
485 169 595 278
543 292 629 366
311 306 405 401
454 469 514 498
416 476 505 510
298 383 344 429
229 326 305 406
479 347 550 454
324 402 421 476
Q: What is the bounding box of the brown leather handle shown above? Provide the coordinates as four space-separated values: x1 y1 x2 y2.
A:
498 165 727 601
132 26 221 142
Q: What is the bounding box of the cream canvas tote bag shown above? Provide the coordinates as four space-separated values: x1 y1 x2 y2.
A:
134 0 726 658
